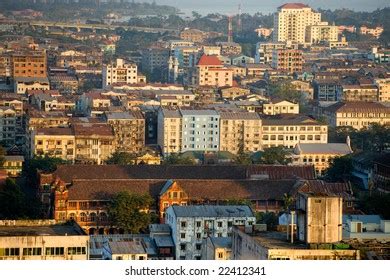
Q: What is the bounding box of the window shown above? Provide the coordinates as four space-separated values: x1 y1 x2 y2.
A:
23 248 42 256
45 247 64 256
180 233 186 239
217 222 223 227
196 221 201 227
181 221 187 228
67 247 86 255
0 248 20 256
79 212 87 222
195 244 201 250
196 233 201 239
180 244 186 251
218 252 224 258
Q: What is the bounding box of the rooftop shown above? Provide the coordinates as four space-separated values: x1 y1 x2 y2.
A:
296 143 352 155
197 54 222 66
108 241 146 255
279 3 310 10
171 205 254 218
0 221 86 236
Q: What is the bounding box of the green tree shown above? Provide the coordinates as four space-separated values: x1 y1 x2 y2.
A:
108 191 153 233
106 152 136 165
233 145 252 165
24 156 68 187
324 155 353 182
260 147 291 165
0 145 6 167
256 212 278 230
163 153 196 165
282 193 294 212
359 192 390 219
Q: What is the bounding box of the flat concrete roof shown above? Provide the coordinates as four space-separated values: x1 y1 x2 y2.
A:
0 224 86 237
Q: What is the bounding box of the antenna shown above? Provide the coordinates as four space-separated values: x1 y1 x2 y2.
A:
238 3 242 32
228 16 233 43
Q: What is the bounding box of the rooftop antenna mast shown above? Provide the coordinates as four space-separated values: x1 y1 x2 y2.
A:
228 15 233 43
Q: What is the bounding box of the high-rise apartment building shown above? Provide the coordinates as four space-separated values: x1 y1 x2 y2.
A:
273 3 321 44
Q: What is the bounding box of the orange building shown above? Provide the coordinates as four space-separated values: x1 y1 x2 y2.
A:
271 48 303 73
196 54 233 87
12 50 47 78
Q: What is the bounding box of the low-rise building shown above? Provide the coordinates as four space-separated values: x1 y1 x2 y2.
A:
321 102 390 130
165 205 255 260
292 141 353 176
343 215 390 241
1 155 24 177
202 237 232 260
14 77 50 95
220 86 250 100
261 115 328 149
337 84 378 102
232 226 359 260
263 99 299 115
0 220 88 260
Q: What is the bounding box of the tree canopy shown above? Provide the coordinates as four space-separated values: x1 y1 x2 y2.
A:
324 155 353 182
0 178 42 219
163 153 196 165
106 152 136 165
108 191 153 233
258 146 292 165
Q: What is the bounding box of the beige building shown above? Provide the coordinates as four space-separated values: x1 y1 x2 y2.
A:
219 112 262 154
232 226 359 260
31 127 75 161
261 115 328 149
180 28 206 43
296 192 343 244
73 123 115 164
263 99 299 115
322 102 390 130
273 3 321 44
102 58 138 88
196 54 233 87
14 77 50 95
157 108 182 155
220 86 250 100
338 84 378 102
203 237 232 260
374 78 390 102
105 111 145 154
0 220 89 260
306 22 339 44
292 141 353 176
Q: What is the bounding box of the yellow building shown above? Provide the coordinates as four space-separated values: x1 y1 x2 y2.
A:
263 99 299 115
196 54 233 88
292 140 353 176
322 102 390 130
180 28 206 43
374 78 390 102
2 155 24 177
31 127 75 161
273 3 321 44
261 115 328 149
219 112 262 154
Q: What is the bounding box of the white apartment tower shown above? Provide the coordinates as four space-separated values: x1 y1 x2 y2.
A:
273 3 321 44
102 58 138 88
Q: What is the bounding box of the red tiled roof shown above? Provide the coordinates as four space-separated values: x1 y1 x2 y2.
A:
197 54 222 66
279 3 309 9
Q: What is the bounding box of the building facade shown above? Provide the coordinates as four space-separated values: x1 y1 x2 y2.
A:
102 58 138 88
